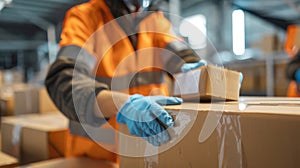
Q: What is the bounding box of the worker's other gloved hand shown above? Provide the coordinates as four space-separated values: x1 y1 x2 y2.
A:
181 60 207 73
295 69 300 93
296 69 300 83
116 94 182 146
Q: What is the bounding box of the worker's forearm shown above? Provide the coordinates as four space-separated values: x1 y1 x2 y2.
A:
95 90 130 118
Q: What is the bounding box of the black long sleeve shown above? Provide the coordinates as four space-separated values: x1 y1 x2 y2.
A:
45 45 109 127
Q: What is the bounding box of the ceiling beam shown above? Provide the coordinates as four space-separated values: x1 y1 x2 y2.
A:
7 3 55 14
0 40 46 50
3 7 56 20
0 16 25 23
232 2 291 30
12 0 66 10
1 8 55 29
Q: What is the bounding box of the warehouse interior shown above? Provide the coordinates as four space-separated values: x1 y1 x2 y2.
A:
0 0 300 167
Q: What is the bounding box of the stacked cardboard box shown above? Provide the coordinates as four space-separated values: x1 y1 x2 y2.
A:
0 84 39 116
1 113 68 165
260 34 280 53
274 62 290 96
0 152 18 168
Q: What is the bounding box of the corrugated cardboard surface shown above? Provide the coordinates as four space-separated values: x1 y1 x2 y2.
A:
0 84 39 116
1 113 68 165
119 97 300 168
39 87 59 113
13 86 39 115
0 152 18 168
173 65 240 101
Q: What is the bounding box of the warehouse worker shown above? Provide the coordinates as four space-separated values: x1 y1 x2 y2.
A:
45 0 205 163
285 25 300 97
286 48 300 96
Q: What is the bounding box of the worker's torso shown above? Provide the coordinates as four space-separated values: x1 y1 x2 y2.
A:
79 0 177 96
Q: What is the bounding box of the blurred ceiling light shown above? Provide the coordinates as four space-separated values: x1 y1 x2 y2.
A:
179 14 207 49
232 9 245 55
0 1 5 11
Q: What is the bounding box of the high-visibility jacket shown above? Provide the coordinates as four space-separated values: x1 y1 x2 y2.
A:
45 0 200 163
61 0 199 95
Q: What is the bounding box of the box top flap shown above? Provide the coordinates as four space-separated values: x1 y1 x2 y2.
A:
164 97 300 116
0 152 18 166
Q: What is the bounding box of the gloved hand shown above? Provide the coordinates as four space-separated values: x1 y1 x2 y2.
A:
296 69 300 83
181 60 207 73
116 94 182 146
295 69 300 93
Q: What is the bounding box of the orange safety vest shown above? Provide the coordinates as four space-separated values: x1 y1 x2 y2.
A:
60 0 180 162
285 25 300 97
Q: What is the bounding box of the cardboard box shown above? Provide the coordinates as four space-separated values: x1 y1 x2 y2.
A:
0 152 18 168
18 157 118 168
226 61 267 96
0 97 14 116
173 65 240 100
119 97 300 168
260 34 279 53
39 87 59 113
274 62 289 96
13 85 39 115
0 84 39 116
1 113 68 165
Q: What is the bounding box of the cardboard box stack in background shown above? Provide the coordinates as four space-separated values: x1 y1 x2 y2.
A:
274 62 290 96
0 84 39 116
0 84 60 116
260 34 280 53
1 113 68 165
38 87 59 113
119 97 300 168
226 60 267 96
173 65 241 101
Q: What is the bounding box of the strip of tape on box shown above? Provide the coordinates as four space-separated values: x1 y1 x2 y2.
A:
216 114 243 168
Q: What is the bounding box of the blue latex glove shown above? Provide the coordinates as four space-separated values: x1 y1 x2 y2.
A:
295 69 300 93
116 94 182 146
296 69 300 83
181 60 207 73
